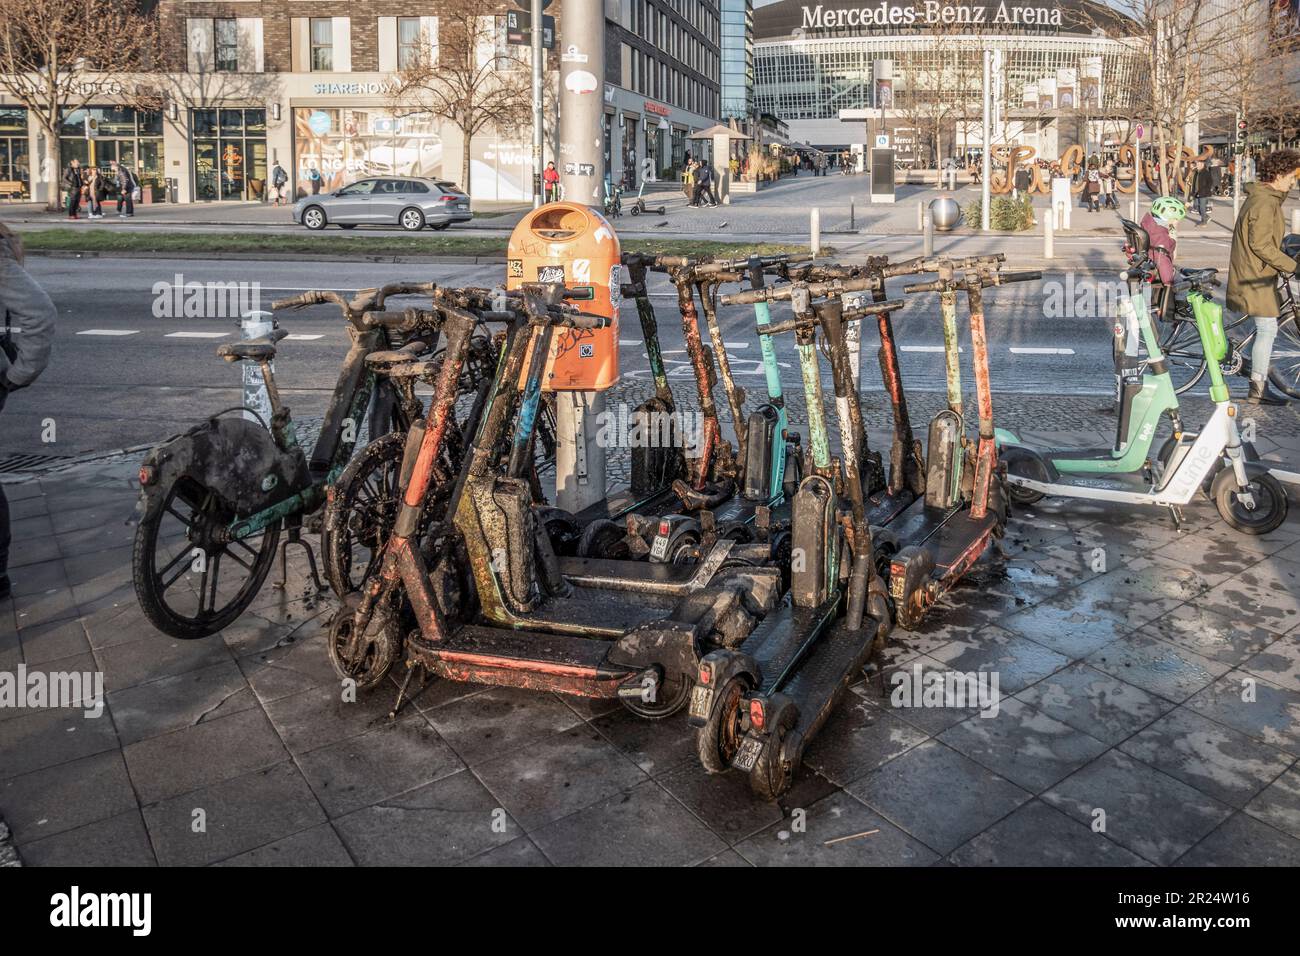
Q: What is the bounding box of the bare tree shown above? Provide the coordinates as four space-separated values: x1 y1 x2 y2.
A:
389 0 537 195
0 0 160 209
893 21 977 179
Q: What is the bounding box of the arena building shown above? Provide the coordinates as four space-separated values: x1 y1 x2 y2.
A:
753 0 1147 162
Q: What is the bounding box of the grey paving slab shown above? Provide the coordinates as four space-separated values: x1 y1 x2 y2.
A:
845 740 1031 855
0 706 120 780
1174 812 1300 867
868 654 984 735
142 761 327 866
15 617 90 666
7 533 62 570
1118 707 1294 809
296 715 463 818
460 835 551 867
998 584 1136 659
473 725 649 832
1013 661 1174 746
122 706 288 804
1137 602 1281 668
927 625 1072 696
0 650 99 723
529 780 727 867
1243 765 1300 840
0 750 137 845
1043 750 1233 866
1185 671 1300 757
1086 633 1231 703
803 691 930 787
948 799 1150 867
106 659 257 746
1242 638 1300 693
261 681 401 756
214 823 355 867
333 769 521 866
93 632 234 692
423 686 585 767
236 625 338 703
734 791 940 867
16 809 157 867
589 707 699 777
1196 558 1300 634
939 698 1111 793
8 559 68 598
698 849 753 867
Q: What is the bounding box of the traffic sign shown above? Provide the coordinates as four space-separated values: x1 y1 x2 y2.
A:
875 134 889 148
506 11 555 48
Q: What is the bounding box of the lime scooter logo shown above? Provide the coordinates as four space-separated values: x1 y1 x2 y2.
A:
1138 422 1155 442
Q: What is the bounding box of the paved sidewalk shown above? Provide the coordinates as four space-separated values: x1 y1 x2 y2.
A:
2 406 1299 866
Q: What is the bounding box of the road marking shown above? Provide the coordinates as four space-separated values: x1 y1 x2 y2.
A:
723 341 750 349
165 331 228 338
285 333 324 340
76 329 138 336
1010 346 1075 355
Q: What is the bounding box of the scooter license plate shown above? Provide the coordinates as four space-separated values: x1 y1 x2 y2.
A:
650 535 670 561
689 684 713 719
733 736 763 772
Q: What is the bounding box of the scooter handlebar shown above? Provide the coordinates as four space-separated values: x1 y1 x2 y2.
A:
722 274 878 306
756 298 906 336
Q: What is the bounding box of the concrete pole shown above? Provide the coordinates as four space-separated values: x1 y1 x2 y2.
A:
1292 209 1300 237
811 207 821 255
531 0 544 208
555 0 606 513
1044 211 1054 259
981 50 991 231
923 206 934 255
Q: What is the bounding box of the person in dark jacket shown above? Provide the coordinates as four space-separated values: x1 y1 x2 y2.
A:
1227 149 1300 405
0 224 57 599
1191 160 1215 226
691 160 718 207
62 159 82 219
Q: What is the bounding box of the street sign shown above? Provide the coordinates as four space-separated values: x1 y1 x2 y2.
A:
506 11 555 48
1135 123 1144 140
875 134 889 148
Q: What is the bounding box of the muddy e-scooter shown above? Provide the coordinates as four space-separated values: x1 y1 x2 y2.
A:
689 291 901 800
331 285 780 718
997 265 1289 534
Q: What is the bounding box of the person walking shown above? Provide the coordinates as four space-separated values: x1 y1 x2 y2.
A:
87 165 106 219
691 160 718 207
1084 163 1101 212
308 164 323 195
1227 148 1300 405
270 161 288 205
1190 160 1214 226
110 160 136 217
0 224 57 600
62 158 82 219
1100 160 1117 210
543 161 560 203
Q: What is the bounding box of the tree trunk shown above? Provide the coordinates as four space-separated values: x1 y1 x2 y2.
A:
44 129 61 213
461 127 472 199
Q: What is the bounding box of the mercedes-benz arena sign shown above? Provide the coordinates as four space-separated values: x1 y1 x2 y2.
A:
757 0 1133 39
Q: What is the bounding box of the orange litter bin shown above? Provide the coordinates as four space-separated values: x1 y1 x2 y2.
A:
506 202 621 391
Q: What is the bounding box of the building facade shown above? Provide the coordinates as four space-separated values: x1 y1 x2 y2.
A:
753 0 1145 157
720 0 756 119
0 0 721 204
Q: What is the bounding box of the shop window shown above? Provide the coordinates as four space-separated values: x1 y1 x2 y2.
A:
310 18 334 72
215 19 239 73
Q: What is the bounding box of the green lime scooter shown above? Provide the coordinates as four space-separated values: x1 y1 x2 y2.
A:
997 260 1289 534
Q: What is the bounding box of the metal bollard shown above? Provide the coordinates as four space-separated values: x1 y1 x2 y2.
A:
917 200 925 232
1044 212 1054 260
923 207 934 256
240 310 275 426
850 196 855 231
811 207 821 256
1292 208 1300 236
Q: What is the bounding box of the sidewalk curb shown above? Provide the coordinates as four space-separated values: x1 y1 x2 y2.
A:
27 249 501 266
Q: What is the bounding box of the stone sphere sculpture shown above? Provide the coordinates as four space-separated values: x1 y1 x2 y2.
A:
929 196 962 231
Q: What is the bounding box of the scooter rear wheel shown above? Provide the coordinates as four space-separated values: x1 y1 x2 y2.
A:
749 708 797 802
697 676 749 773
621 668 692 719
1212 468 1288 535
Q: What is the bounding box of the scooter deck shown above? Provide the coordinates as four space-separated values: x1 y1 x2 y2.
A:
709 495 793 525
888 503 997 571
866 488 917 526
779 620 878 743
746 597 843 694
417 624 633 698
505 588 670 638
572 485 678 526
557 540 735 595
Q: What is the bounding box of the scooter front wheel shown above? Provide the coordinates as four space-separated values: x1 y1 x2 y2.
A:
1007 482 1044 506
326 601 400 690
697 675 749 773
1212 467 1288 535
621 667 692 719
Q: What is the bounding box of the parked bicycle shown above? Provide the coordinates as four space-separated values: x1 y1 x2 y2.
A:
132 283 443 639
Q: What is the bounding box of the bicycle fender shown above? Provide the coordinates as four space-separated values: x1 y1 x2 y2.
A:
138 417 310 518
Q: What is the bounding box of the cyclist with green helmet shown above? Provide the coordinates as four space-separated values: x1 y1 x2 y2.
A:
1140 195 1185 287
1228 148 1300 405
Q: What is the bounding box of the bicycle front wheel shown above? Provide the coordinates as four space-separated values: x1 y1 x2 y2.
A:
1268 315 1300 399
1156 319 1208 395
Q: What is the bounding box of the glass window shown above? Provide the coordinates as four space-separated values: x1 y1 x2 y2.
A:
244 109 266 134
192 108 218 137
0 108 25 134
338 179 376 196
220 109 245 135
398 18 422 70
310 18 334 72
404 180 429 193
215 19 238 72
